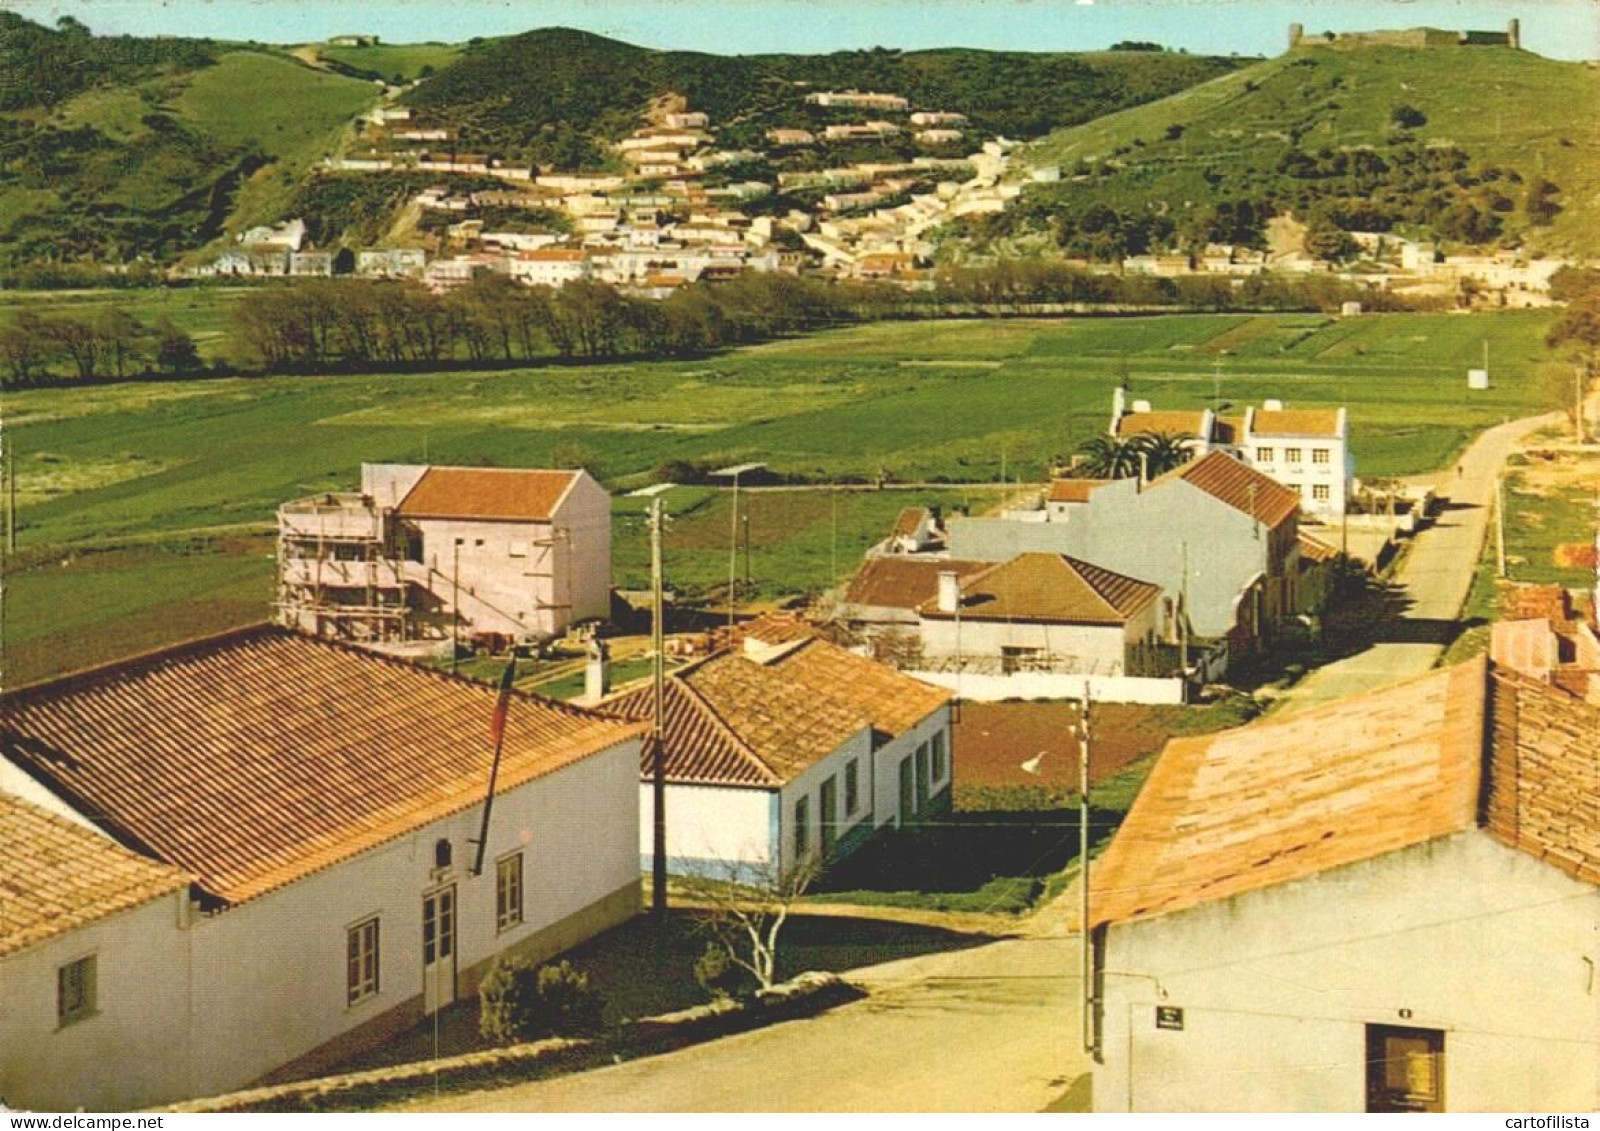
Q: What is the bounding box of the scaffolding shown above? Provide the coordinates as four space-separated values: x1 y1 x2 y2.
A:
275 493 412 643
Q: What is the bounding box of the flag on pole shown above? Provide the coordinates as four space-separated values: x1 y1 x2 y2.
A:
488 657 517 745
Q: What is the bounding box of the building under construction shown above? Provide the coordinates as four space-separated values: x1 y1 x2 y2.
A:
276 464 613 646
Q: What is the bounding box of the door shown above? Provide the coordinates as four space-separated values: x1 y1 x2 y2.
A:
898 756 915 826
820 776 838 855
1366 1025 1444 1112
422 886 457 1014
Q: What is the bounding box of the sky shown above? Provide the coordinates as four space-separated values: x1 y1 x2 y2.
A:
5 0 1598 61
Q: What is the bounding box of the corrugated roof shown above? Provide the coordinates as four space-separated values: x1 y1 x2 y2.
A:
1047 479 1115 504
1113 410 1207 440
842 557 987 611
920 552 1160 626
396 467 580 522
1155 450 1301 528
1250 408 1343 438
1092 659 1487 928
0 793 191 958
1 626 642 906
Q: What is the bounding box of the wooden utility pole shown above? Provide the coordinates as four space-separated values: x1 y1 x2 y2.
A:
451 542 461 674
727 474 740 632
1495 476 1508 579
1179 540 1190 672
1078 690 1095 1057
650 497 668 917
4 433 15 555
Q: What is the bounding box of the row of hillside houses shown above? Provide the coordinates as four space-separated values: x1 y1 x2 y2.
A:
1090 601 1600 1112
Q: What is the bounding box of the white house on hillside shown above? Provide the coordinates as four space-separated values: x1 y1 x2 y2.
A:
0 626 643 1111
1090 641 1600 1113
606 620 954 883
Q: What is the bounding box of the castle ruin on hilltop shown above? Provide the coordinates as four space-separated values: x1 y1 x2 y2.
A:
1289 19 1520 51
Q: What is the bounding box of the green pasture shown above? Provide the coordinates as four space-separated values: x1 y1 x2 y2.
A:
315 42 463 82
0 287 250 358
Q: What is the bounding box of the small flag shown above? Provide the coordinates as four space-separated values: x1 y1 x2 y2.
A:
488 657 517 745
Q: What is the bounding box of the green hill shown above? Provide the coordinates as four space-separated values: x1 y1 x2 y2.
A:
404 28 1241 169
0 15 378 268
1008 45 1600 257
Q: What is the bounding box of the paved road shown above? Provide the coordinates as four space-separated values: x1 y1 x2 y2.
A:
399 912 1088 1113
1276 411 1563 713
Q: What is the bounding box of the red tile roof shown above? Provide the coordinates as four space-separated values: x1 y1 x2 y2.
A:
892 507 930 538
1155 450 1301 528
754 635 951 742
920 553 1160 626
1047 479 1115 504
396 467 581 522
842 557 988 611
1092 660 1487 927
1250 408 1343 438
0 793 190 958
1297 531 1341 563
1 626 642 906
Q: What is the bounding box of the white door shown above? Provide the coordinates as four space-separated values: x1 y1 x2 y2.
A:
422 886 457 1014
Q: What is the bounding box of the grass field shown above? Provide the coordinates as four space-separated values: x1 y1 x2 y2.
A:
314 42 462 82
0 287 250 359
2 310 1568 683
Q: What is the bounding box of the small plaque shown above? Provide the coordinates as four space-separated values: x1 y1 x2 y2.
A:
1156 1005 1185 1031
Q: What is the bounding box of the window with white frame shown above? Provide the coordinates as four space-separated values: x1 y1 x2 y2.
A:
1312 448 1331 465
1255 446 1274 462
1285 447 1302 464
931 731 947 782
845 759 860 814
496 852 524 932
346 917 380 1005
1312 484 1331 502
57 955 96 1026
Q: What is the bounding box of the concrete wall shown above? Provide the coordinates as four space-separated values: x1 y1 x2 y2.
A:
949 478 1284 639
0 738 641 1110
1096 832 1600 1113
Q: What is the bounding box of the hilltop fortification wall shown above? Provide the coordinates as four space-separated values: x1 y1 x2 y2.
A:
1288 20 1519 51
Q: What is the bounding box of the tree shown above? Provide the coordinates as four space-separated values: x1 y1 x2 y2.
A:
1390 104 1427 130
678 856 820 992
1545 271 1600 371
1304 215 1359 263
1127 430 1194 475
0 311 55 387
1074 435 1142 479
153 317 203 375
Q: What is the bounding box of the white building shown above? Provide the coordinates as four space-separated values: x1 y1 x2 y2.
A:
509 248 593 288
0 627 643 1111
606 620 954 883
1090 648 1600 1113
277 464 611 645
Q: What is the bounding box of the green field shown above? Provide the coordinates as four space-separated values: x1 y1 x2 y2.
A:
0 287 250 360
2 310 1568 684
315 42 462 82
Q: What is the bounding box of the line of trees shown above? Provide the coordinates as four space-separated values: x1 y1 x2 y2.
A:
0 308 202 387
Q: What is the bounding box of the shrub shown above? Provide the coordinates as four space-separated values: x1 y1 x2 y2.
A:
693 942 743 1000
478 956 605 1044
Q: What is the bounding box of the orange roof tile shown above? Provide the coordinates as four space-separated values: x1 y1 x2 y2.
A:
891 507 929 538
397 467 580 522
842 557 987 611
1047 479 1115 504
753 636 951 742
920 553 1160 626
1092 660 1487 927
1297 531 1341 563
1250 408 1343 438
1154 450 1301 528
1113 410 1207 440
0 793 191 958
1 627 642 906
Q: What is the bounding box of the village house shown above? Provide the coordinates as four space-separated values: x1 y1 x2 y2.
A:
765 128 816 147
951 451 1304 648
0 627 643 1111
805 90 910 111
909 111 968 126
1091 633 1600 1112
355 248 427 278
915 129 965 146
276 464 610 647
605 622 954 883
508 247 594 288
289 250 334 277
662 110 709 130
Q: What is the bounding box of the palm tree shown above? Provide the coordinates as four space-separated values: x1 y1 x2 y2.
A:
1073 435 1143 479
1127 431 1196 476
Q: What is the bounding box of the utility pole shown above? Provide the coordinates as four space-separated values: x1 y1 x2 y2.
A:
1179 540 1190 672
1078 690 1094 1057
4 433 15 555
1495 475 1508 579
727 473 740 632
650 497 668 917
451 542 460 675
830 492 838 587
742 508 751 589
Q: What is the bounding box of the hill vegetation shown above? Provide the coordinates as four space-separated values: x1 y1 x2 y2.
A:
996 45 1600 258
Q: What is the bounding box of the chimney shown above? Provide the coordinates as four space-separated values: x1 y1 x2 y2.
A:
584 637 611 700
1111 385 1128 432
937 570 961 614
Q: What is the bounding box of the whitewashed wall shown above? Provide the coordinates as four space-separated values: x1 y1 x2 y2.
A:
871 705 954 828
638 781 774 881
1096 832 1600 1113
918 617 1132 671
776 726 875 877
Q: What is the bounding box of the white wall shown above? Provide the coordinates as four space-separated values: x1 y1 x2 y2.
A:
907 670 1186 705
0 738 640 1110
554 473 613 624
919 617 1132 671
638 782 774 880
1097 832 1600 1113
871 706 953 828
777 726 875 877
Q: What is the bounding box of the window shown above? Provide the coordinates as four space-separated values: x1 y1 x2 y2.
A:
820 776 839 854
57 956 96 1026
1367 1025 1444 1112
1312 484 1331 501
434 838 452 870
845 759 860 815
931 731 947 783
1255 446 1274 462
496 853 524 932
1312 448 1331 465
915 743 930 811
794 796 810 858
346 917 380 1005
1284 447 1302 464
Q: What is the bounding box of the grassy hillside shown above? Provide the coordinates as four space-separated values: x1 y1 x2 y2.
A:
314 41 462 83
1013 46 1600 258
0 17 379 268
405 28 1240 169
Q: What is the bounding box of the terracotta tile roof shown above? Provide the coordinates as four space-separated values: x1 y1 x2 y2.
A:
920 552 1160 626
1250 408 1343 438
1154 450 1301 528
1490 619 1557 682
1 626 642 906
734 612 819 646
606 649 873 788
1484 666 1600 885
892 507 929 538
0 793 190 958
396 467 580 522
1092 660 1487 927
1113 410 1207 440
1297 531 1341 563
842 557 987 611
1047 479 1115 504
755 637 951 743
